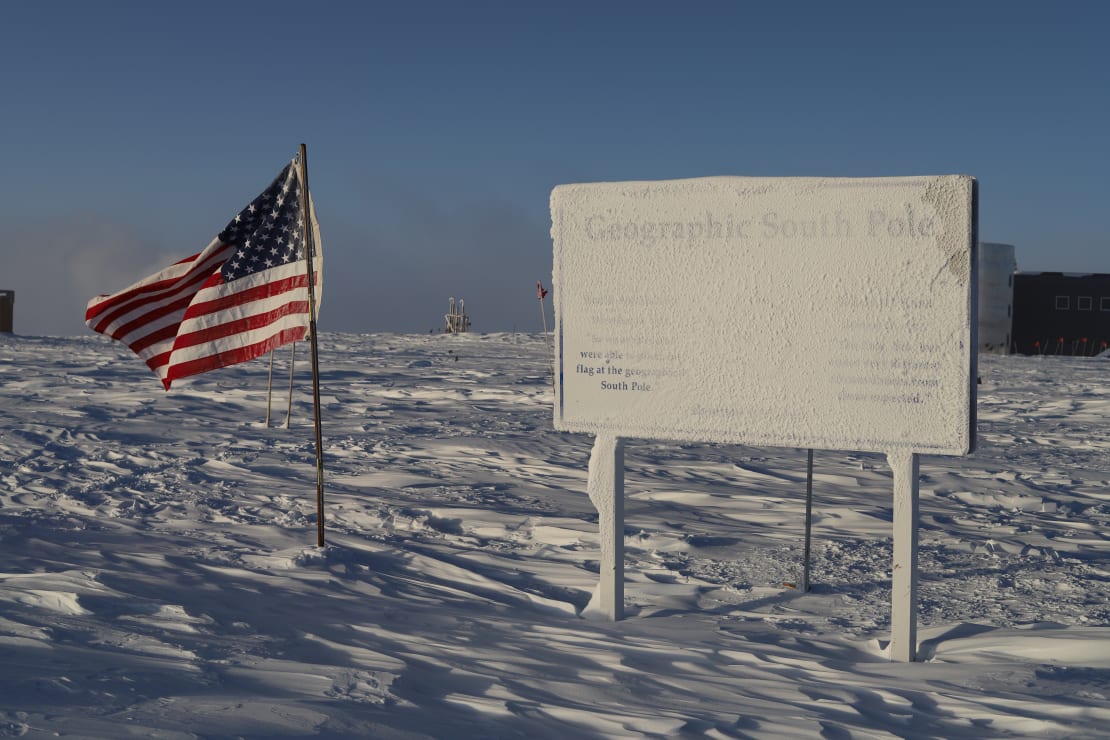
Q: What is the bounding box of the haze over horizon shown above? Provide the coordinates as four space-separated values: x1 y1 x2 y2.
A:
2 1 1106 337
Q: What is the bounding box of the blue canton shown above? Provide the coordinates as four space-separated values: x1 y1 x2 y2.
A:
218 163 307 282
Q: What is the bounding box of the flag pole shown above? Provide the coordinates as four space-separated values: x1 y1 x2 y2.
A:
297 144 326 547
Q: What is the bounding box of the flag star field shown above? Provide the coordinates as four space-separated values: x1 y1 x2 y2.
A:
220 164 306 283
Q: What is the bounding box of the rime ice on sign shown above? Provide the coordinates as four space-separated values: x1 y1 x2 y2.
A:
551 176 977 456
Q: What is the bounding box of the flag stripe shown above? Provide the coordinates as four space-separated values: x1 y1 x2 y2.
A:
163 325 308 388
173 297 311 352
182 273 311 327
86 243 236 365
84 250 204 320
169 309 313 368
114 294 199 354
144 349 173 376
86 242 232 330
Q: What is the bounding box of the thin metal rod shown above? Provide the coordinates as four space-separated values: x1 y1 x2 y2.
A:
298 143 326 548
538 285 554 392
285 341 296 429
802 448 814 592
265 349 275 427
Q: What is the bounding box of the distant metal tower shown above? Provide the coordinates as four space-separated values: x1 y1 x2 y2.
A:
444 297 471 334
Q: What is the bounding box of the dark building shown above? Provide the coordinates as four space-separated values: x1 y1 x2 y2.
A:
1011 272 1110 356
0 290 12 333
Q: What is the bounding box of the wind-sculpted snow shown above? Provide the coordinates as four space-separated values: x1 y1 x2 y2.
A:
0 332 1107 738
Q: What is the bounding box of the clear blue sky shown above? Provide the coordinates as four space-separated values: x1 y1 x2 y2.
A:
2 0 1106 336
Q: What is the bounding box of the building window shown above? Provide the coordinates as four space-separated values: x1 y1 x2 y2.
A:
1078 296 1093 311
1102 297 1110 311
1055 296 1070 310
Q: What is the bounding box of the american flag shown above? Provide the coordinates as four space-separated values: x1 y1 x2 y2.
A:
85 159 323 390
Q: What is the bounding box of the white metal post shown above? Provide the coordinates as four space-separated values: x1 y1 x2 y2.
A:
888 450 920 662
588 434 625 621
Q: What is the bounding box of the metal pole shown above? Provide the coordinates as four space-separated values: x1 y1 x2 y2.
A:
265 349 275 427
538 284 555 392
801 448 814 592
297 143 326 548
285 341 296 429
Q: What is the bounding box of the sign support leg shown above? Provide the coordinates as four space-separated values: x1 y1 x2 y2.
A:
801 449 814 592
888 450 920 662
588 434 625 621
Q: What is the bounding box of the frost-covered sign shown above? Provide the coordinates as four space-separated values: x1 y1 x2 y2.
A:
551 176 977 456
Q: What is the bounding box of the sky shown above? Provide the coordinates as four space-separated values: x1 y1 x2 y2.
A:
1 0 1107 337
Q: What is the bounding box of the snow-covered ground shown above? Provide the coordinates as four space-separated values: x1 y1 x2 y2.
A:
1 332 1107 738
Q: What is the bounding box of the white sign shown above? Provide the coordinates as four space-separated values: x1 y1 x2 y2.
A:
551 176 977 455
